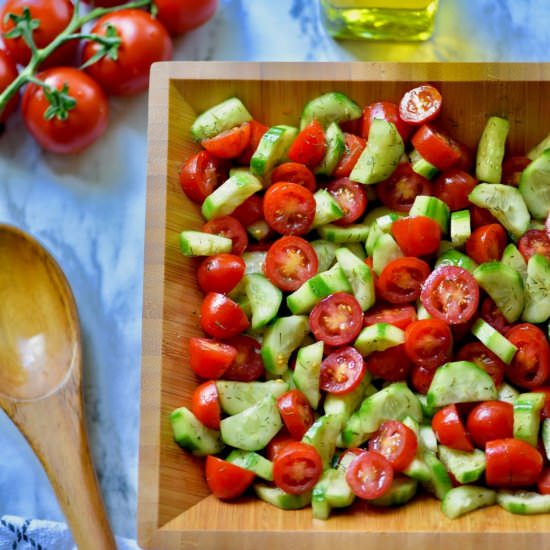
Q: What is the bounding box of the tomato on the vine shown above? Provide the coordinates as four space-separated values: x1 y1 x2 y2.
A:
82 9 173 96
0 49 18 123
21 67 109 154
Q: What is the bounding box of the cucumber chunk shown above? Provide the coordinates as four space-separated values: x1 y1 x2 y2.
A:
427 361 497 408
522 254 550 323
473 261 524 323
513 392 545 447
403 456 432 483
216 379 289 415
497 490 550 515
409 195 450 233
314 122 346 176
498 381 520 404
528 134 550 160
293 341 324 409
354 322 405 356
350 119 404 184
202 171 263 220
501 243 527 281
261 315 309 375
363 206 404 228
226 450 274 481
370 476 418 507
542 418 550 461
438 446 486 484
179 231 232 257
476 116 509 184
450 209 471 247
435 249 478 273
254 483 311 510
300 91 362 130
472 318 517 364
312 188 344 228
247 220 271 241
410 148 438 179
468 184 530 239
372 232 404 275
442 486 496 519
250 125 298 178
312 468 355 520
335 247 376 311
245 274 283 329
343 242 367 260
519 149 550 220
423 451 452 500
220 394 282 451
190 97 252 141
317 223 370 243
302 414 342 470
310 240 338 272
170 407 223 456
242 251 267 274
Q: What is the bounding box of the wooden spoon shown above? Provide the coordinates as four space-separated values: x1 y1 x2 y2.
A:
0 224 116 549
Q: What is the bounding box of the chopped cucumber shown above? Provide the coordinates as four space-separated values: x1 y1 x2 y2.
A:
365 221 383 256
370 476 418 507
314 122 345 176
438 446 486 484
354 322 405 356
216 379 289 415
450 209 471 247
335 247 376 311
310 239 338 272
519 149 550 220
502 243 527 281
419 425 438 454
410 148 439 179
363 206 404 228
226 450 274 481
343 242 366 260
472 318 517 364
409 195 450 233
372 232 404 275
403 456 432 483
528 134 550 160
247 220 271 241
242 251 267 274
476 116 509 184
190 97 252 141
250 125 298 178
179 231 232 257
522 254 550 323
423 451 452 500
254 484 311 510
498 381 520 404
302 414 342 470
513 392 545 447
312 188 344 228
497 490 550 515
293 341 324 409
245 274 283 329
170 407 223 456
317 223 370 243
442 486 496 519
542 418 550 461
435 249 478 273
300 91 362 130
312 468 355 520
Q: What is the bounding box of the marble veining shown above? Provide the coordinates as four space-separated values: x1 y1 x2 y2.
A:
0 0 550 541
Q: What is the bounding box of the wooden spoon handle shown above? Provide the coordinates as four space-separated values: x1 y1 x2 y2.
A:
5 373 116 550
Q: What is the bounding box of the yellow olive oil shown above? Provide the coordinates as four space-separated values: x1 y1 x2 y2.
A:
320 0 439 41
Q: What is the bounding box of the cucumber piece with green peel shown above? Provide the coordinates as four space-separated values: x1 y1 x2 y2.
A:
437 240 455 256
409 195 450 233
247 220 271 241
365 221 383 256
254 484 311 510
302 414 342 470
250 125 299 178
216 379 289 415
542 418 550 461
513 392 545 447
202 171 263 220
242 251 267 274
310 240 338 272
522 254 550 323
528 135 550 160
363 206 404 228
318 223 370 243
476 116 509 184
473 261 524 323
300 91 362 130
190 97 252 141
312 188 344 228
370 476 418 507
416 301 431 320
450 209 471 247
498 382 520 404
354 322 405 356
427 360 497 408
350 119 404 184
442 486 496 519
410 148 439 179
245 274 283 329
312 468 355 520
502 243 527 281
472 318 517 364
314 122 346 176
293 341 324 409
372 232 404 275
438 446 486 484
179 231 232 257
519 149 550 220
170 407 224 456
226 450 274 481
423 451 452 500
343 242 366 260
497 490 550 515
335 247 376 311
435 249 478 273
468 184 530 239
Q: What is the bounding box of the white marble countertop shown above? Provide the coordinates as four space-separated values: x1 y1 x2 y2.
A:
1 0 549 542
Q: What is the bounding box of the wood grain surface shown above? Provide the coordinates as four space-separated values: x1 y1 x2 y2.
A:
139 62 550 549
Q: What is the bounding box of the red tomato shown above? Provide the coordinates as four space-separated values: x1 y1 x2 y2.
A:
319 346 366 394
236 120 268 165
188 337 237 379
376 163 432 212
309 292 363 347
411 124 462 171
223 335 264 382
506 323 550 389
456 342 506 388
361 101 412 142
205 456 255 500
231 194 263 227
277 390 315 439
410 364 436 394
369 420 418 471
202 215 248 255
363 304 417 330
272 442 323 495
518 229 550 262
270 162 316 192
471 205 499 229
197 253 245 294
479 296 512 335
365 344 411 382
266 429 296 461
420 265 480 325
537 467 550 495
154 0 218 34
1 0 76 67
454 141 475 173
264 236 318 292
404 318 453 370
391 216 441 257
199 292 249 339
377 257 431 304
333 133 366 178
465 224 507 264
432 404 474 452
327 178 368 226
485 438 543 487
336 447 367 468
21 68 108 154
433 168 477 211
201 123 252 159
179 150 227 204
263 182 316 236
466 401 514 449
535 387 550 419
0 49 18 123
399 84 442 126
191 380 221 429
345 450 394 499
502 155 531 186
82 10 173 96
288 119 327 167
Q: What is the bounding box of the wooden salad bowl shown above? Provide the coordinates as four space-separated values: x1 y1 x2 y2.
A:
139 62 550 549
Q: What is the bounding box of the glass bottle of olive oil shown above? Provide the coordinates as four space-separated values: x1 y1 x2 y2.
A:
320 0 439 41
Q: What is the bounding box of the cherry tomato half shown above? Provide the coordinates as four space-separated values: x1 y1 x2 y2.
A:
420 265 480 325
433 168 477 211
411 124 462 171
191 380 221 429
236 120 268 165
263 182 316 236
391 215 441 257
197 253 245 294
485 438 543 487
287 119 327 167
502 155 531 186
345 450 394 500
179 150 227 204
266 429 296 461
377 257 431 305
270 162 316 192
188 337 237 379
432 404 474 452
518 229 550 262
466 401 513 449
327 178 368 226
410 364 436 394
206 455 255 500
231 194 263 227
223 335 264 382
203 215 248 256
456 342 506 388
264 236 318 292
320 346 366 395
201 122 252 159
333 133 366 178
361 101 412 142
368 420 418 472
272 442 323 495
404 318 453 370
365 344 411 382
471 205 499 229
199 292 249 339
479 296 512 336
277 390 315 440
363 304 417 330
310 292 363 347
399 84 442 126
465 223 507 264
0 49 18 123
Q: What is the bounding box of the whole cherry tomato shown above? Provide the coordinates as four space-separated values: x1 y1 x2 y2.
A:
155 0 218 35
0 49 19 124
